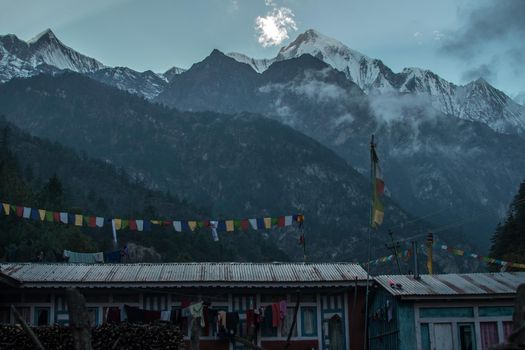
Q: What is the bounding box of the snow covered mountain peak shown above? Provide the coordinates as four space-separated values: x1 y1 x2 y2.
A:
28 28 57 44
0 28 105 81
277 28 367 61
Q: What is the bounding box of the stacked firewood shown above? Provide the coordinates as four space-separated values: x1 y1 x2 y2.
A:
0 322 186 350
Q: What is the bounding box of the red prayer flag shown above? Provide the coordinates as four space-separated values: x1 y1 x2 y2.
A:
15 206 23 217
129 219 137 231
241 219 249 231
164 220 172 226
88 216 97 228
277 216 285 227
53 212 61 222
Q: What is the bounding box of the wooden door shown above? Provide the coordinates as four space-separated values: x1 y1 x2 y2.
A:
433 323 454 350
329 314 344 350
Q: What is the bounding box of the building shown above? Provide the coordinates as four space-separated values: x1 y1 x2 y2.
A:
0 262 370 350
368 272 525 350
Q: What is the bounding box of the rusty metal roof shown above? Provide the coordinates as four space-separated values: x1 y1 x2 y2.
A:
375 272 525 298
0 262 368 288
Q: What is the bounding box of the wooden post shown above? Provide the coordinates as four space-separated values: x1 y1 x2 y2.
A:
10 305 45 350
65 288 93 350
190 317 201 350
510 284 525 344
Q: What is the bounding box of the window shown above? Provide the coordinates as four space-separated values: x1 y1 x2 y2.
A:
480 322 498 350
458 323 476 350
282 307 298 338
87 307 99 326
301 307 317 337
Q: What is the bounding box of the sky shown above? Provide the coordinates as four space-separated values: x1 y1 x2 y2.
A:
0 0 523 100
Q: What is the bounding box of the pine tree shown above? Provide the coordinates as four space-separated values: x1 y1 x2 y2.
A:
489 181 525 271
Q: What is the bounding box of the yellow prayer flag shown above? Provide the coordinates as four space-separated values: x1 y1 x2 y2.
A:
225 220 234 232
114 218 122 230
264 217 271 229
38 209 46 221
188 221 197 231
2 203 10 215
74 214 83 226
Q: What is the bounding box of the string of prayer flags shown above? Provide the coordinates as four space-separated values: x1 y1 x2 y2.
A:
0 201 303 240
438 243 525 269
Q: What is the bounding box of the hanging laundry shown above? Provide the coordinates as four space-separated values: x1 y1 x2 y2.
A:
63 250 104 264
189 302 205 327
271 303 281 327
104 250 121 263
217 310 227 328
105 307 121 323
144 310 161 323
279 300 287 321
160 310 171 321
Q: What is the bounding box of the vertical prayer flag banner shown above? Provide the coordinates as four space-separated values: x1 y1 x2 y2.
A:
371 141 384 228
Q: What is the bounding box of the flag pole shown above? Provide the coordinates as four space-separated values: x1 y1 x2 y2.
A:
363 134 375 350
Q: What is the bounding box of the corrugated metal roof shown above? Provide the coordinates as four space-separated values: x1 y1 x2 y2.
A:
0 262 368 288
375 272 525 298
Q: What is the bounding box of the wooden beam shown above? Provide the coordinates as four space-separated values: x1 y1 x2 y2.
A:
10 304 45 350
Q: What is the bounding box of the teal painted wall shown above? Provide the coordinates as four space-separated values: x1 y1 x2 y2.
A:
397 301 415 350
369 289 400 350
369 289 415 350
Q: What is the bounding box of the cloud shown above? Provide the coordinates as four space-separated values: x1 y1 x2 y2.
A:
513 92 525 106
413 31 423 45
432 30 444 41
228 0 239 13
255 7 297 47
440 1 525 85
461 63 496 83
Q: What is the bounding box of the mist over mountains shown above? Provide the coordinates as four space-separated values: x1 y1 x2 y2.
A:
1 28 524 267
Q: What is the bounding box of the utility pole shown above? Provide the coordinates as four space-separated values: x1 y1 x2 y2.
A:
385 229 403 274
